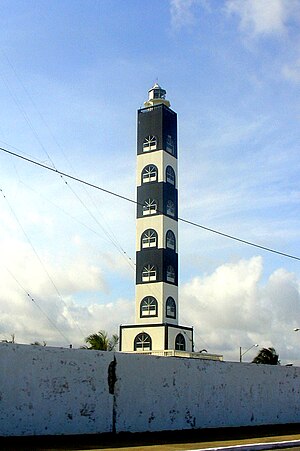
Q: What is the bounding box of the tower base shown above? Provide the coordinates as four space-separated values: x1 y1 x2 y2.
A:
119 323 193 353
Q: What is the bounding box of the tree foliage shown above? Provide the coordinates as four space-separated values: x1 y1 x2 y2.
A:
82 330 119 351
31 341 46 346
252 347 280 365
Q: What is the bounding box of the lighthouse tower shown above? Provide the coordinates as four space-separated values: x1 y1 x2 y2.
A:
119 84 193 354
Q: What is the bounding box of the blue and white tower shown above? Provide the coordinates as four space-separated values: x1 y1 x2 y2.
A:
120 84 193 353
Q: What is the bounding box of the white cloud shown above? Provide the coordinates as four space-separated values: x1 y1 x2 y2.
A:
282 59 300 82
180 257 300 364
1 0 300 366
170 0 197 29
0 290 134 348
170 0 300 36
1 180 300 362
0 229 134 347
181 256 265 331
225 0 300 37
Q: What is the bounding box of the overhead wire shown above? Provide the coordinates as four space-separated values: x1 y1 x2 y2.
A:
0 69 56 169
0 62 87 340
1 146 299 262
20 180 129 249
0 50 135 267
2 264 71 345
5 53 294 352
0 65 300 352
60 176 136 269
0 187 86 340
0 55 135 342
1 55 298 351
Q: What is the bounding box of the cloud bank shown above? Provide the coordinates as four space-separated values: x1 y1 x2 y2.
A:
181 256 300 364
225 0 299 37
2 242 300 366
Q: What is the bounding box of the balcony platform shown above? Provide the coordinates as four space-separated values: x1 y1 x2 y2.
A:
121 349 223 361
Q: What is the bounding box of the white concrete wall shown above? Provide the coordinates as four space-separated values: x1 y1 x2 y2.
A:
1 343 300 437
115 353 300 432
0 344 113 436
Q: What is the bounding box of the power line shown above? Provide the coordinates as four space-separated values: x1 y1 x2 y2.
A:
0 53 135 268
0 187 86 339
3 264 71 345
61 176 136 269
0 69 56 169
1 146 136 203
177 217 300 261
21 179 135 261
1 146 300 262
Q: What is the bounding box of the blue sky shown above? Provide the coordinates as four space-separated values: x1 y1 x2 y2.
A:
0 0 300 363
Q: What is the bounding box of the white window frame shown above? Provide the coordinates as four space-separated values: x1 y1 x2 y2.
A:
166 230 175 250
143 136 157 152
143 198 157 216
140 296 158 317
175 333 186 351
167 265 175 283
142 165 158 183
142 229 157 248
166 297 176 318
166 135 174 154
142 264 157 282
166 165 175 185
134 332 152 351
166 200 175 217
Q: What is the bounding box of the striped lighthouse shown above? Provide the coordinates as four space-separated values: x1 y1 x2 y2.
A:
120 84 193 353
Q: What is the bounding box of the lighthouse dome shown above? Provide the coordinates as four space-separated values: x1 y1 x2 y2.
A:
144 83 170 108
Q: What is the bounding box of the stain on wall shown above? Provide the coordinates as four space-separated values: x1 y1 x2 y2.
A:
115 353 300 433
1 344 300 436
0 344 113 436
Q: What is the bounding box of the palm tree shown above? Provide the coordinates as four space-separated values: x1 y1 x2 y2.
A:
82 330 119 351
252 347 280 365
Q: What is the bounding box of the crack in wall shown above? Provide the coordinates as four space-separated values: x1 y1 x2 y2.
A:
108 356 117 433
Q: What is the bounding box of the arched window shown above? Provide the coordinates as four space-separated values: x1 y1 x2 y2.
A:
142 229 157 248
166 200 175 217
142 165 158 183
166 135 174 154
143 198 157 216
166 265 175 283
142 264 157 282
140 296 158 317
166 297 176 318
143 136 157 152
134 332 152 351
166 230 175 251
175 333 186 351
166 165 175 185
